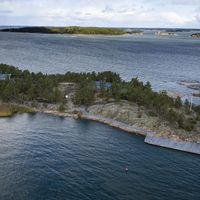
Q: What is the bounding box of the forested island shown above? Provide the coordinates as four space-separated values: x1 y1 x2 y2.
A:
0 64 200 153
191 33 200 38
0 26 143 35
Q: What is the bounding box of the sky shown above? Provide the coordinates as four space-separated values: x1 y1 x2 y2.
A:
0 0 200 28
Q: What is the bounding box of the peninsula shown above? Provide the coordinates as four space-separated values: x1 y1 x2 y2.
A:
0 64 200 154
0 26 143 35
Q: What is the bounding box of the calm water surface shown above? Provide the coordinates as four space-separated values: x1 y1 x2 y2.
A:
0 113 200 200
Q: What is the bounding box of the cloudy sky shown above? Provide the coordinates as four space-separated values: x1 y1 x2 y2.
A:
0 0 200 28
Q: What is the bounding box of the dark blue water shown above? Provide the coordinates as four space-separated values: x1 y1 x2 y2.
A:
0 113 200 200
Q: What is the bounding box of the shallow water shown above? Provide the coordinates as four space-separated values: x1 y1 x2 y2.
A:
0 113 200 200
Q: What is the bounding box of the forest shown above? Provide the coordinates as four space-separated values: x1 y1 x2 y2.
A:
0 63 199 131
0 26 143 35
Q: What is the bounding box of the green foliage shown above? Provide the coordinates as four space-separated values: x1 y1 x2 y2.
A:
1 26 142 35
178 113 185 129
99 81 106 97
174 97 182 109
58 103 65 112
183 118 197 131
177 113 196 131
31 100 38 108
96 71 121 82
10 105 33 114
193 105 200 115
148 110 158 117
43 103 48 109
0 64 121 105
166 109 179 122
0 104 33 117
0 64 62 103
184 99 190 107
107 77 197 131
74 81 95 105
0 64 199 132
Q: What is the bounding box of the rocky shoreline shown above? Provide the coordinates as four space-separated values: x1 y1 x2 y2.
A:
1 101 200 155
145 132 200 155
80 114 200 155
191 33 200 38
80 112 150 136
40 104 200 155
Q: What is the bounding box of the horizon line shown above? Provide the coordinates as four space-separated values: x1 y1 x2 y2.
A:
0 25 200 30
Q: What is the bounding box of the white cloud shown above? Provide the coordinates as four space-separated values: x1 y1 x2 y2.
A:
160 12 191 24
196 14 200 22
0 0 199 28
143 0 200 6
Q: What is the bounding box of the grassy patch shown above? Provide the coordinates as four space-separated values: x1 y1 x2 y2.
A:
0 104 33 117
0 104 12 117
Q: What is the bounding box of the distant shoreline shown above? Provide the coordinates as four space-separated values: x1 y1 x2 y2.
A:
191 33 200 38
0 26 143 35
